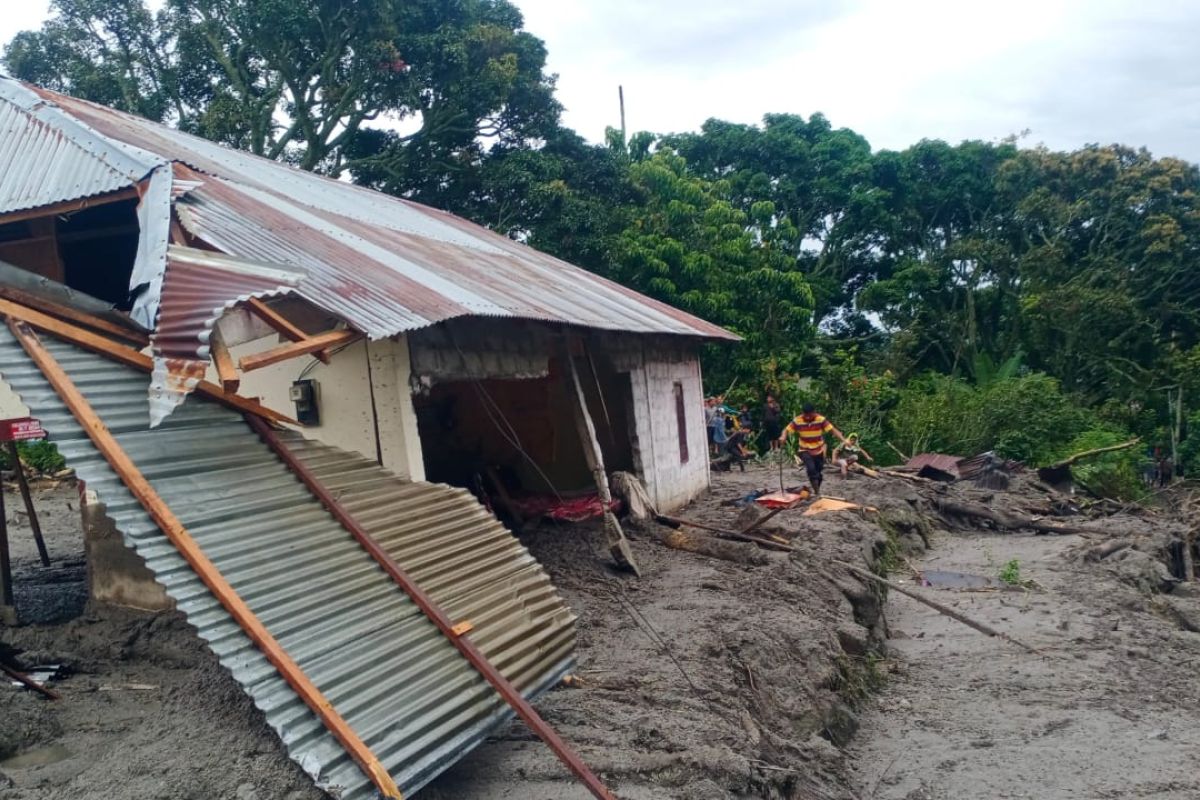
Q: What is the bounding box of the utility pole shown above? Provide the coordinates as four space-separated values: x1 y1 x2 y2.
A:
618 85 627 149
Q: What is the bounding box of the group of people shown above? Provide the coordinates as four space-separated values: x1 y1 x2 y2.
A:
704 393 873 494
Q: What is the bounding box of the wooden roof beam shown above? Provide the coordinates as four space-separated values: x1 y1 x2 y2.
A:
0 186 140 227
238 329 360 373
244 297 332 365
0 296 298 427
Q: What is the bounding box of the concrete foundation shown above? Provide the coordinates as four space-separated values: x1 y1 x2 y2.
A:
81 487 173 612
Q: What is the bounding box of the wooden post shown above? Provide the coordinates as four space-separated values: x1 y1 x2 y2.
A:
0 478 14 624
248 415 619 800
563 342 639 576
8 442 49 566
210 329 240 394
6 318 401 799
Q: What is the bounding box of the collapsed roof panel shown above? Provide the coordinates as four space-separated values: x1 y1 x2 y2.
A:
0 325 577 797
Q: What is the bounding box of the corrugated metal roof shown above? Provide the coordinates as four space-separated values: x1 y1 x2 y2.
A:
155 246 302 362
0 80 158 214
279 433 577 693
905 453 963 476
12 80 737 344
0 327 576 798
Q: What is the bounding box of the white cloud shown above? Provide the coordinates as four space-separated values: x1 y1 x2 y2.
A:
3 0 1197 161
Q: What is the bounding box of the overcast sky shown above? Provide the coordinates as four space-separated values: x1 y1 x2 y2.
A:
3 0 1198 162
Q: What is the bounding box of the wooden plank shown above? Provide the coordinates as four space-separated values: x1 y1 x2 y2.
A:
248 415 618 800
6 319 400 798
0 297 298 427
0 186 140 227
239 329 359 373
245 298 332 365
210 329 240 393
0 285 147 347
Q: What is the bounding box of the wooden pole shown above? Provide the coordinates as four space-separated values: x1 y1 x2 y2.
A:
0 661 60 700
0 477 14 622
248 415 619 800
832 561 1039 653
563 343 639 576
8 441 49 566
210 329 240 394
6 319 401 800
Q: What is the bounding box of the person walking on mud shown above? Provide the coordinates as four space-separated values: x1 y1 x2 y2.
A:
762 393 783 451
777 403 848 495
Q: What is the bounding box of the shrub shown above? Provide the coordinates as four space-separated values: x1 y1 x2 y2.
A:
0 440 67 474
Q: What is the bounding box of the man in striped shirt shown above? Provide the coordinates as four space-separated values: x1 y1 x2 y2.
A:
777 403 849 495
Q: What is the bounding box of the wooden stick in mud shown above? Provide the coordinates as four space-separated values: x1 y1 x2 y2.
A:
832 561 1040 653
655 515 794 552
0 661 60 700
886 441 910 461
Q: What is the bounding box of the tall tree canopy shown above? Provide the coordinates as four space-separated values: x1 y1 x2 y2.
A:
5 0 559 173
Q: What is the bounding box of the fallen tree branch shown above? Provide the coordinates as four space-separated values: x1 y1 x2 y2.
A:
1045 437 1140 470
656 515 794 552
830 561 1039 653
652 525 773 564
932 498 1091 535
886 441 910 462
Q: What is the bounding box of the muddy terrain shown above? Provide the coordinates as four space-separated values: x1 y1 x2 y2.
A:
1 465 1198 800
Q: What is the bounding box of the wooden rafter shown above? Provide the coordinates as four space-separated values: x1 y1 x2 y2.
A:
210 329 240 393
0 186 140 227
0 285 147 347
0 296 298 427
238 329 359 373
5 319 400 799
244 297 332 364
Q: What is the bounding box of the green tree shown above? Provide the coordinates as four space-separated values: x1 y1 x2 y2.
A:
5 0 559 174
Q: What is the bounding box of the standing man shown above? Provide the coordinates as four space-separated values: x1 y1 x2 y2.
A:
778 403 848 495
762 394 783 451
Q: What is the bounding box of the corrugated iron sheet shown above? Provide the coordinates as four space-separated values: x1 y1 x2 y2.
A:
15 81 737 344
0 327 575 798
149 246 304 424
279 433 577 693
905 453 963 476
0 81 156 214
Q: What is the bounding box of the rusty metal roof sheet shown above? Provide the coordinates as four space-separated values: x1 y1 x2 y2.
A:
0 327 576 798
905 453 963 476
11 81 736 344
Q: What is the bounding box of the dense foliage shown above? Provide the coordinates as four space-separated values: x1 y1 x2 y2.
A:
7 0 1200 493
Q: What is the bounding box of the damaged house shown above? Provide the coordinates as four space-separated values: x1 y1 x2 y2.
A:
0 77 735 798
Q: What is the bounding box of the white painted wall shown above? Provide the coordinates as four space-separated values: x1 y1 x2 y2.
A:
622 345 710 512
218 333 425 481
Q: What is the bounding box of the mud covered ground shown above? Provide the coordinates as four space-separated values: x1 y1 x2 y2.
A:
2 465 1197 800
848 479 1200 800
0 466 896 800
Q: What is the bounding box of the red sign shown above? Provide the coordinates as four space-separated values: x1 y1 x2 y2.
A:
0 417 45 442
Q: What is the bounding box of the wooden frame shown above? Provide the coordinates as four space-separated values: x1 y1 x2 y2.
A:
245 297 332 364
0 186 140 228
0 296 297 427
238 329 359 373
